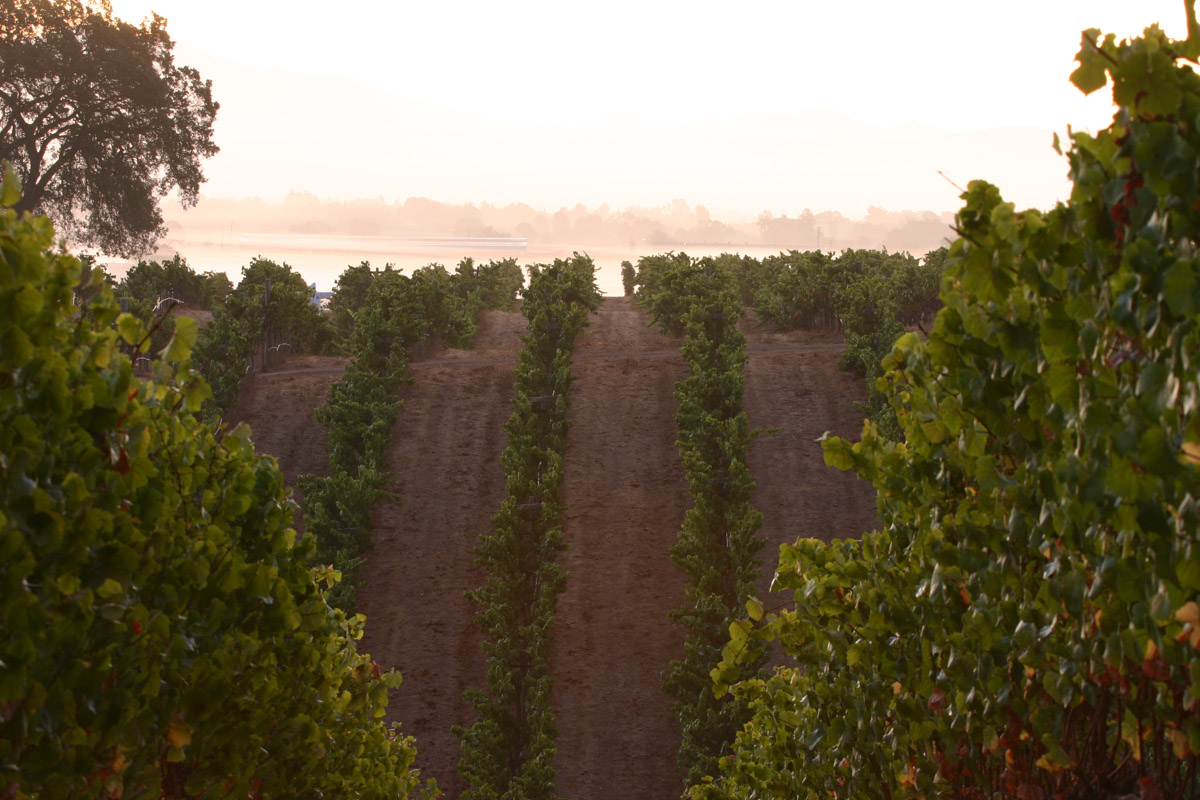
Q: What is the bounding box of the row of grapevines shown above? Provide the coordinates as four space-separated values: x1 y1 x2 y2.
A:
632 251 708 336
190 257 332 415
718 248 943 334
329 258 525 353
0 171 430 798
104 255 232 355
633 253 768 789
456 254 601 800
739 248 944 438
301 259 525 612
637 249 942 438
116 254 232 315
695 13 1200 800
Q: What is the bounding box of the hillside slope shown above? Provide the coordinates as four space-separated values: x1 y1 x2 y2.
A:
355 310 527 798
230 301 879 799
225 354 349 532
739 318 879 600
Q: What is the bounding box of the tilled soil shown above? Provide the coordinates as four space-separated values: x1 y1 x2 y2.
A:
224 354 349 531
738 315 880 601
550 297 691 800
233 301 879 800
356 310 527 798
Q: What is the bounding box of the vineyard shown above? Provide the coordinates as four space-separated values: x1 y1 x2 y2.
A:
5 9 1200 800
225 272 877 800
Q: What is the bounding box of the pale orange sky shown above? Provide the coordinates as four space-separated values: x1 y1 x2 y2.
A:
109 0 1190 218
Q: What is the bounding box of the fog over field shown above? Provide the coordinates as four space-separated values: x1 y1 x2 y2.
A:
100 0 1189 290
134 50 1061 291
167 43 1071 218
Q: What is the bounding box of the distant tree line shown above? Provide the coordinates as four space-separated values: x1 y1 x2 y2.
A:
169 194 955 255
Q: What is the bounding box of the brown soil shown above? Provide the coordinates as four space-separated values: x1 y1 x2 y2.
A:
738 314 879 601
550 297 691 800
356 310 527 798
230 301 879 800
175 307 214 327
224 353 348 488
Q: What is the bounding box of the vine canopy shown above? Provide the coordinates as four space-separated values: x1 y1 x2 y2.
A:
0 169 427 798
700 5 1200 799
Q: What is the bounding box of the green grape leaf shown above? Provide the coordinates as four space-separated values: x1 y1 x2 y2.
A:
1177 559 1200 591
1071 30 1109 95
56 574 81 596
746 598 764 622
163 315 197 363
96 578 123 599
116 313 146 346
1163 259 1196 317
0 167 20 206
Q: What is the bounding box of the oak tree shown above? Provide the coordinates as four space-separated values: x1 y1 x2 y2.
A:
0 0 217 257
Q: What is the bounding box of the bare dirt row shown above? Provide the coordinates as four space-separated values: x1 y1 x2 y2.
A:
356 310 528 799
226 354 349 488
233 299 879 800
738 317 880 599
549 297 691 800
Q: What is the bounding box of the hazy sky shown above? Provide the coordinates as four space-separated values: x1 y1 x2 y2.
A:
107 0 1190 218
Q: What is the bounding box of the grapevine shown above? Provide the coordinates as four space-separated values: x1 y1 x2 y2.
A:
456 254 601 800
0 169 430 799
301 258 525 611
633 253 769 788
695 8 1200 799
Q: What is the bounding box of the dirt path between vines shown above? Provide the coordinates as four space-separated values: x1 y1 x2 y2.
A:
738 315 880 598
551 296 692 800
548 300 878 800
356 310 527 798
225 354 349 532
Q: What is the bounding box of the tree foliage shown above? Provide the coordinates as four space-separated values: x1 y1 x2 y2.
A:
0 0 218 257
697 9 1200 800
0 171 429 799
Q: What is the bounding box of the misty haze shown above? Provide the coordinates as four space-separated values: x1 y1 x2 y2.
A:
146 193 957 293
